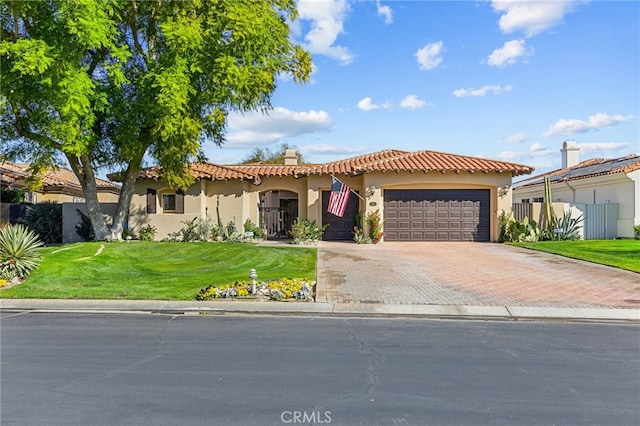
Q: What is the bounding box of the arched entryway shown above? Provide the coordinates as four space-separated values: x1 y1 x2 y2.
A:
259 190 298 239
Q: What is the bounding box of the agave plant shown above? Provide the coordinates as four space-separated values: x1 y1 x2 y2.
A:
547 210 583 241
0 224 44 280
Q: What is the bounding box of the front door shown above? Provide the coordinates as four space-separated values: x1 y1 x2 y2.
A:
321 190 359 240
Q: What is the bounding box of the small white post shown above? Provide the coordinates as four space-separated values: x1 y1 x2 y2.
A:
249 269 257 295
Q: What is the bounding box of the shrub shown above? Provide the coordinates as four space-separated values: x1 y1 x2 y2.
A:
24 201 62 244
353 226 370 244
138 225 157 241
634 224 640 239
75 209 95 241
0 188 26 203
165 217 214 242
0 224 44 281
243 218 264 239
498 210 512 243
366 209 384 243
290 218 328 244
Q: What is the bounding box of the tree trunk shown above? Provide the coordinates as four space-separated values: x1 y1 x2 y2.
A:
67 154 111 241
109 157 142 241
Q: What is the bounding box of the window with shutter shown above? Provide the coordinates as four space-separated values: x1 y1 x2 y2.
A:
146 189 157 214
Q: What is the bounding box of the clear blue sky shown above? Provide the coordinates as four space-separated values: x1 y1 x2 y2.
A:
204 0 639 178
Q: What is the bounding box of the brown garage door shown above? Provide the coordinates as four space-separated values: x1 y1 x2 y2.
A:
322 190 359 240
383 189 490 242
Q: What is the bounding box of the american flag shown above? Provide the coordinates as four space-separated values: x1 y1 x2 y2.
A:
327 176 351 217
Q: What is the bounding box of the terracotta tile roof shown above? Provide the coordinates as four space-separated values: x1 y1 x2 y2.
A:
1 163 121 191
224 164 307 178
304 149 533 175
138 163 258 182
514 154 640 188
134 148 535 183
306 150 409 175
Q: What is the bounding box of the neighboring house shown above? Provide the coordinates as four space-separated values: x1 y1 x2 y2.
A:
1 163 121 238
125 149 534 242
0 162 121 203
513 141 640 239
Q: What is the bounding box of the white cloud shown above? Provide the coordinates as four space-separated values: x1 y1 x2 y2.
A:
301 144 368 155
487 39 532 68
529 142 547 152
496 142 556 162
297 0 354 65
543 113 635 138
577 142 632 154
400 95 427 109
357 97 391 111
499 140 635 165
492 0 580 37
415 41 444 71
501 133 527 144
376 1 393 25
453 85 513 98
226 107 332 145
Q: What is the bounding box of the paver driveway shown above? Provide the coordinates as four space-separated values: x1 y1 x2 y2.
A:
317 242 640 309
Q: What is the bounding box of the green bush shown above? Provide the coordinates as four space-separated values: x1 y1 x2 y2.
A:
0 188 26 203
75 209 95 241
165 217 215 242
633 224 640 239
290 218 328 244
24 201 62 244
138 225 157 241
0 224 44 281
243 218 264 239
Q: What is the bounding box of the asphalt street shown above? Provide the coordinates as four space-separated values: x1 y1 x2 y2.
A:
1 312 638 426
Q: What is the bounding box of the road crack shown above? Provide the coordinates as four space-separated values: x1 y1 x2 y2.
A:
343 318 384 396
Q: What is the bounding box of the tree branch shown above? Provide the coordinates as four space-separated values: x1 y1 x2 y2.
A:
13 111 62 151
86 48 105 77
129 0 148 64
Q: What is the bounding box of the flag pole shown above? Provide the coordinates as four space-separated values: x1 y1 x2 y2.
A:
331 174 365 201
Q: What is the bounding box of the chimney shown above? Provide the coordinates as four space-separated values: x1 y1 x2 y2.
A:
284 149 298 165
561 140 580 169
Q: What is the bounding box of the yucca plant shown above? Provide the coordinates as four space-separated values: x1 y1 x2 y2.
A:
0 224 44 280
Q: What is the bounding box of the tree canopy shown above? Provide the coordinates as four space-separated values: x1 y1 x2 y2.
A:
241 143 304 164
1 0 312 240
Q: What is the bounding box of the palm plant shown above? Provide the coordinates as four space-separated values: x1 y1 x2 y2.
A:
0 224 44 280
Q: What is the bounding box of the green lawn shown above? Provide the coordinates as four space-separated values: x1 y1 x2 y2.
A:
0 242 317 300
512 240 640 273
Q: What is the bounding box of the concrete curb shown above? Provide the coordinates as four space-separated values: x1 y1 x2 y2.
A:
1 299 638 322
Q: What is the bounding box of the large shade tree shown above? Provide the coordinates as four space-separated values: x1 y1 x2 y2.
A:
0 0 311 240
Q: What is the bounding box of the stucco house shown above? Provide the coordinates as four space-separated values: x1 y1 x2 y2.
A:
127 149 534 242
0 162 121 203
513 141 640 239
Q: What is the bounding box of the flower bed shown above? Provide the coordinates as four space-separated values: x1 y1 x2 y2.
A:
196 278 315 301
